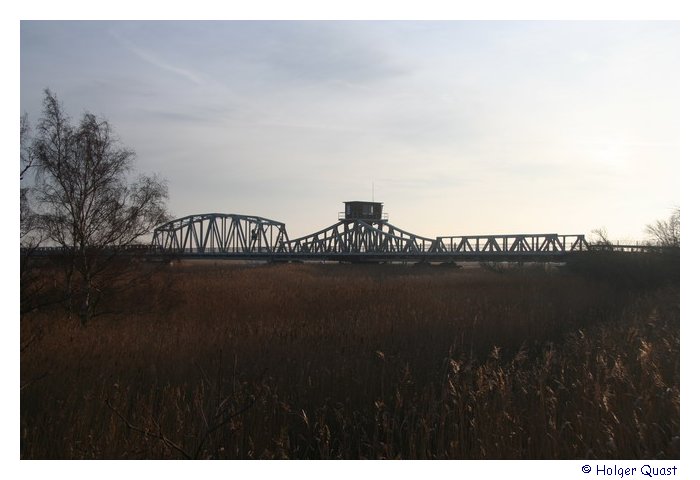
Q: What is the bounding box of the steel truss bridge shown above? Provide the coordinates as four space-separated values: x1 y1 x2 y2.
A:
146 212 673 263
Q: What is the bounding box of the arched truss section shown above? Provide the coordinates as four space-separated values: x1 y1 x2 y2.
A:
152 213 290 254
285 220 436 254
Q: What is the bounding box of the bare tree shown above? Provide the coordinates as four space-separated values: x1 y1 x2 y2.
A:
21 113 33 179
590 227 612 248
31 90 169 325
645 208 680 248
21 113 38 243
21 113 48 314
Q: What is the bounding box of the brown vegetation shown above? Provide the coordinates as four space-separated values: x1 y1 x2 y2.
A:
20 257 679 459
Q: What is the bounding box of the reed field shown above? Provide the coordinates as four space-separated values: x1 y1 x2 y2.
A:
20 255 680 459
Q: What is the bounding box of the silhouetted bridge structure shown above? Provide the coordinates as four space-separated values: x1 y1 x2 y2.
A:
143 201 675 263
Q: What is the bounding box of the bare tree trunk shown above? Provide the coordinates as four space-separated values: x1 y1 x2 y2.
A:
79 278 91 327
79 251 93 327
64 255 76 322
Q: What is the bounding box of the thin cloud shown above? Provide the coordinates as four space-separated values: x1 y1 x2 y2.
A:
110 30 204 86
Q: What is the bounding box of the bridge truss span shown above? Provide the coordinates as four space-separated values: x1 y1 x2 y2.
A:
30 201 678 261
149 212 595 260
285 220 436 254
151 213 290 254
434 233 589 256
144 202 674 261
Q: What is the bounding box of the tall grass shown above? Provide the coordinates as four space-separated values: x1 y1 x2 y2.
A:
20 259 679 459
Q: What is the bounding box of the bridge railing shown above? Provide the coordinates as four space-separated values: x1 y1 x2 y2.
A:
587 243 678 254
22 244 155 256
338 212 390 221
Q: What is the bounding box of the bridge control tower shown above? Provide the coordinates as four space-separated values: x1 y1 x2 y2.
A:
339 201 387 223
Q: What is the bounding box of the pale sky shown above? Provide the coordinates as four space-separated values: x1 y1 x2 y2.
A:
20 20 679 241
